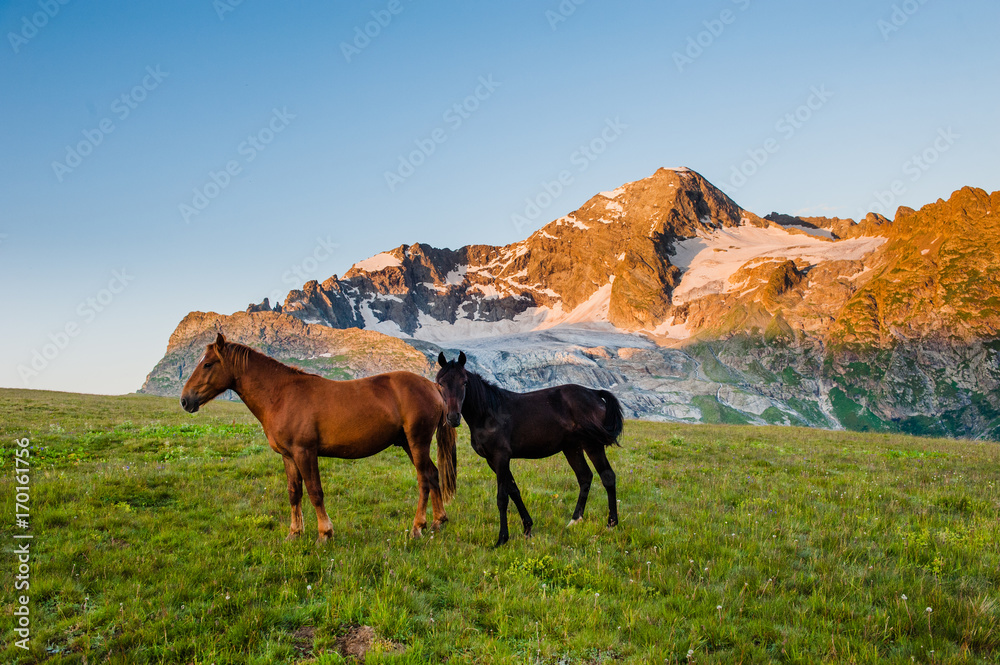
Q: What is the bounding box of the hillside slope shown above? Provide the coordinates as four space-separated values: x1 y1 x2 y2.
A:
140 311 432 397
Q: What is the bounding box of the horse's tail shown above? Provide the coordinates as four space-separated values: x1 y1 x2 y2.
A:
436 417 458 504
596 390 625 446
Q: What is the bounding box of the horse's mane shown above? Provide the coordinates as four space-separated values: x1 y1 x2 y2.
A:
464 371 513 416
217 341 312 378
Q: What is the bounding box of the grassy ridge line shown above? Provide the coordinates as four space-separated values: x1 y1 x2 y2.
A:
1 388 999 664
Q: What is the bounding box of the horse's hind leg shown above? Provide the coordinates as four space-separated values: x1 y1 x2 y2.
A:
282 456 305 540
563 446 594 526
292 445 334 545
584 445 618 527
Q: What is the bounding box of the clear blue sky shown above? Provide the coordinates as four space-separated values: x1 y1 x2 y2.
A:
1 0 997 394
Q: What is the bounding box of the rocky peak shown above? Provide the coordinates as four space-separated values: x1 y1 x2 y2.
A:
832 186 1000 345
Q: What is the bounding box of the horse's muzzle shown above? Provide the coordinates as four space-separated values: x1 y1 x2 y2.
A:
180 396 199 413
447 413 461 427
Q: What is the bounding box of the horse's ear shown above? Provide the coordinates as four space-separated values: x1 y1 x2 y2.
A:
438 352 448 368
458 351 467 367
214 332 227 348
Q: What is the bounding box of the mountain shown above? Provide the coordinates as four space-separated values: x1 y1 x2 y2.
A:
140 169 1000 441
140 311 432 398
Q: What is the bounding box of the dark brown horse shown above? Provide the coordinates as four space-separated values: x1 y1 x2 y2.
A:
435 352 623 547
180 333 457 543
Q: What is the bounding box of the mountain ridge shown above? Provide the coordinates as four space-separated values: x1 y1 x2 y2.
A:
140 168 1000 441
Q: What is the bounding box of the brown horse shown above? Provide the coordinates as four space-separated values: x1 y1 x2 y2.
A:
180 333 456 543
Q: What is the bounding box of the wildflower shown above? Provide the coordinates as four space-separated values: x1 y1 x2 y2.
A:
926 607 932 613
901 594 907 600
307 585 312 590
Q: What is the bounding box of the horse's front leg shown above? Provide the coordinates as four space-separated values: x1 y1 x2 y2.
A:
493 455 515 547
506 474 533 537
405 430 444 538
293 446 334 545
282 456 304 540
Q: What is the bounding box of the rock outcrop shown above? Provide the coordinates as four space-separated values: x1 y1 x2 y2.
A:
140 311 432 397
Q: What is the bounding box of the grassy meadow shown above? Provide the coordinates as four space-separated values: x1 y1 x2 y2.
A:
1 388 999 664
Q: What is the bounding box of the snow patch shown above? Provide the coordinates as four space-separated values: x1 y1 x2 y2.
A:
670 224 886 305
445 265 468 285
352 252 402 272
357 300 406 337
537 278 616 329
648 317 691 340
471 283 501 299
782 224 835 240
555 215 590 231
599 186 626 199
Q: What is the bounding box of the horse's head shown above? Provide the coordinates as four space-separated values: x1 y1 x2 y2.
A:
180 333 236 413
435 351 468 427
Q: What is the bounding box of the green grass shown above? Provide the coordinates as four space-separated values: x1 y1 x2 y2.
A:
691 395 752 426
2 388 1000 663
829 387 888 433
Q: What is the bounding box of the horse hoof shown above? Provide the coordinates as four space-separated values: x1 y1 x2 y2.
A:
493 536 509 548
285 532 303 542
607 517 618 528
567 517 583 527
411 526 424 539
315 534 331 546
